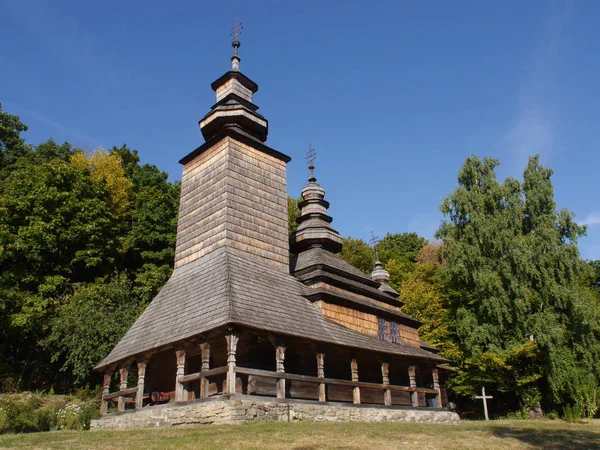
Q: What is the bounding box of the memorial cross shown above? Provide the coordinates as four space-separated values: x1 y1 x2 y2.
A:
475 386 493 421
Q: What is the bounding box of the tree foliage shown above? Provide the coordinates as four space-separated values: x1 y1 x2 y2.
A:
0 107 179 391
437 155 600 409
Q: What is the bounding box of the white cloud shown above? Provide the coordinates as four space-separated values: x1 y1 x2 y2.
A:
581 212 600 227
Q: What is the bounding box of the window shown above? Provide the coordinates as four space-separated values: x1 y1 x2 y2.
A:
378 318 400 343
378 318 387 341
390 322 400 343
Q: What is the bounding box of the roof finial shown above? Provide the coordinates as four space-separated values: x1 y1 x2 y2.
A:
369 230 381 263
306 144 317 182
230 18 243 71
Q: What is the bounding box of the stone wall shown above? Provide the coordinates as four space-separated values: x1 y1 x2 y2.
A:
90 395 459 430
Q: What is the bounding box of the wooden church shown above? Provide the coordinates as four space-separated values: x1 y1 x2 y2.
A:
93 24 455 426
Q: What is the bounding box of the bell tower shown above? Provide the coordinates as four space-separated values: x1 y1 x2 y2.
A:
174 19 291 270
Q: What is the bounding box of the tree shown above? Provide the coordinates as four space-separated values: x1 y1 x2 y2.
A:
437 154 600 411
0 104 30 175
339 237 374 274
45 275 144 387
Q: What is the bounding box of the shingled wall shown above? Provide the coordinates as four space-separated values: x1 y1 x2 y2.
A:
174 136 289 270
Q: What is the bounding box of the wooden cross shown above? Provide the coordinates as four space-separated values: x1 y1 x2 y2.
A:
475 386 493 421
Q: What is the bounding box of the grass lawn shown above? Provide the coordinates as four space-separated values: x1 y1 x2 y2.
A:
0 419 599 450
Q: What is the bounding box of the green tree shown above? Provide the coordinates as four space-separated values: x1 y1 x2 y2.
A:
339 237 374 274
437 154 600 410
0 104 30 175
45 275 144 386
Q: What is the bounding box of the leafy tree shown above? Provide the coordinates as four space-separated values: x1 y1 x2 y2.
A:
400 263 460 361
437 154 600 410
0 104 30 175
339 237 374 274
44 275 144 386
288 196 301 237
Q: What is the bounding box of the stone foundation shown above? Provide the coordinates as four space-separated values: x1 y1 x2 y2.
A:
90 395 459 430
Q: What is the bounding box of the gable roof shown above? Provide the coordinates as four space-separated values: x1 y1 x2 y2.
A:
96 247 445 369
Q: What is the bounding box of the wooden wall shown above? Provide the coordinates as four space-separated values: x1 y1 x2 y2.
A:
314 301 378 337
174 136 289 270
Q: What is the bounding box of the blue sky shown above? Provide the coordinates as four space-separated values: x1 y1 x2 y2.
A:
2 0 599 260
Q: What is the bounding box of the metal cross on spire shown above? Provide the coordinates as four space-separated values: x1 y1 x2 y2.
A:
306 144 317 181
370 231 381 262
229 18 243 70
230 17 243 42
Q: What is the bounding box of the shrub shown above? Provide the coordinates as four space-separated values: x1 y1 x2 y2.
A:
562 404 582 422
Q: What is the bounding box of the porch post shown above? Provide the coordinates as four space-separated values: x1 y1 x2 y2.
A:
175 349 187 402
225 331 239 395
117 366 128 412
275 344 286 399
351 358 360 404
100 370 113 416
432 367 441 408
200 342 211 399
381 362 392 406
135 358 148 410
409 365 419 407
317 352 326 402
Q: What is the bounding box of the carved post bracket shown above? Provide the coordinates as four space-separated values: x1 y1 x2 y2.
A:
432 367 441 408
136 357 149 410
316 352 326 402
351 358 360 404
117 363 130 412
200 342 211 399
381 361 392 406
409 365 419 407
100 369 114 416
225 330 240 395
175 349 187 402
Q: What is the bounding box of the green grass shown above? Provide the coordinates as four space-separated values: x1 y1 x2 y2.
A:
0 419 599 449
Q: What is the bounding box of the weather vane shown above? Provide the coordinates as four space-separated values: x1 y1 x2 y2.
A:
306 145 317 180
370 231 380 262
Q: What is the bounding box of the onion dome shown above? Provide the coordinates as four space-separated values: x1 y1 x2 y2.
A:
290 147 343 254
371 247 399 298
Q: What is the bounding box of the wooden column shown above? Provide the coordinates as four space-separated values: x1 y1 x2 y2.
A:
351 358 360 404
275 344 286 399
381 362 392 406
135 358 148 410
432 368 442 408
100 370 113 416
117 366 129 412
225 331 239 395
200 342 211 399
409 365 419 407
317 353 326 402
175 349 187 402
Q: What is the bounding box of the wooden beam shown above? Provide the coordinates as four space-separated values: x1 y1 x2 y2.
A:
432 368 441 408
381 362 392 406
175 349 187 402
234 366 437 393
100 370 113 416
225 331 239 395
316 353 326 402
136 358 149 410
409 365 419 407
351 359 360 405
117 366 129 412
180 366 228 383
200 342 211 399
103 387 138 401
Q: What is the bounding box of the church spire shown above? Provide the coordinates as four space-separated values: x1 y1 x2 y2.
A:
198 19 268 143
369 232 399 298
290 146 343 254
230 17 243 71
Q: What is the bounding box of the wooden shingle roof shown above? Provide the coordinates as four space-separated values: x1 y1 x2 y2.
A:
96 247 445 369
